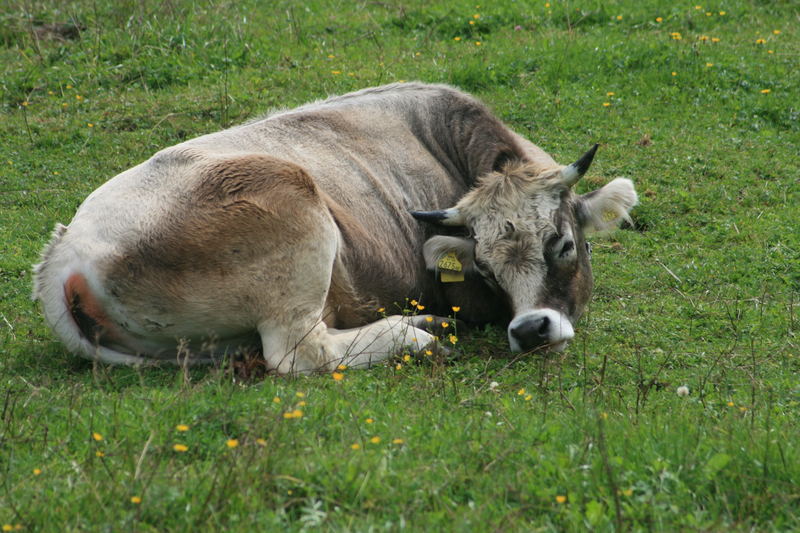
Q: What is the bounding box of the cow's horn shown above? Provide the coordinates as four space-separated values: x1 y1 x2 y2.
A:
410 207 465 226
562 144 599 186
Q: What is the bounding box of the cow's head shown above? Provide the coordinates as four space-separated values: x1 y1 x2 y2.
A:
411 145 637 353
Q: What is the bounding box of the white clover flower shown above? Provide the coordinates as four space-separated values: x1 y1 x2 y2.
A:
677 385 689 397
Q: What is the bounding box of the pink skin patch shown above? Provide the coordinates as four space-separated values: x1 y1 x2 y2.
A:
64 273 118 343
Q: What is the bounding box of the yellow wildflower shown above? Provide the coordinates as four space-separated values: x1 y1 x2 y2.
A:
256 438 267 446
21 101 29 107
474 41 481 46
95 450 105 457
711 37 720 42
332 372 345 381
469 20 475 25
425 316 434 322
33 468 42 476
607 91 615 96
366 418 374 424
173 444 188 452
524 394 532 401
670 32 682 40
449 335 458 344
392 438 404 444
410 300 418 306
671 71 677 76
699 35 708 41
694 5 702 9
131 496 142 504
706 12 712 16
395 363 402 370
451 306 460 312
176 424 190 432
327 54 335 58
441 322 449 328
331 70 342 75
296 392 306 398
75 94 82 100
773 30 781 35
622 488 633 497
92 432 103 441
719 11 725 15
2 526 13 532
760 89 771 94
454 36 461 41
600 412 609 420
226 439 239 448
273 396 281 403
337 364 347 370
66 84 73 89
727 401 735 407
655 17 663 23
370 436 381 444
739 406 747 413
403 354 411 362
603 102 611 107
377 307 385 313
351 443 361 450
425 349 433 356
87 123 94 128
616 15 622 21
756 38 766 44
517 388 526 395
473 14 480 19
416 304 425 311
556 495 567 504
545 2 550 7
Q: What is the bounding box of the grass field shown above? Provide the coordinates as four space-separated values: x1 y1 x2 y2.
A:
1 0 799 530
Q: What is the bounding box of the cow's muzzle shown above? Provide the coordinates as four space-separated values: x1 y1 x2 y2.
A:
508 309 575 352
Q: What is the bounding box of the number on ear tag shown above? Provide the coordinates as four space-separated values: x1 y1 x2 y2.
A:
437 251 462 272
438 251 464 283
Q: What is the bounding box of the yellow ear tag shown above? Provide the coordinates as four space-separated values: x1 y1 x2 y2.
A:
437 251 464 283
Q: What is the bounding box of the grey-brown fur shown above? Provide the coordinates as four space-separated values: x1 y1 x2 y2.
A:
32 82 637 371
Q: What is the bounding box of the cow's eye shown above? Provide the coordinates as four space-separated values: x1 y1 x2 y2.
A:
559 240 575 258
585 242 592 256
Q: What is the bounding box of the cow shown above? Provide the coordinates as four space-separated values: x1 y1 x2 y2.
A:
32 82 637 374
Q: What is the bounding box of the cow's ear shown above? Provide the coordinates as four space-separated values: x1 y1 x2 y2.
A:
577 178 638 232
422 236 476 273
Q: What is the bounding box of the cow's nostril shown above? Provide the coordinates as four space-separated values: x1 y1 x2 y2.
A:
536 315 550 336
510 315 551 351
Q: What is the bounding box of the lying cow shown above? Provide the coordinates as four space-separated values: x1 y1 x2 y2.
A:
33 82 637 373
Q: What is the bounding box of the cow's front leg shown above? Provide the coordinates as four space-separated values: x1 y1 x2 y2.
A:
326 315 438 369
257 315 437 374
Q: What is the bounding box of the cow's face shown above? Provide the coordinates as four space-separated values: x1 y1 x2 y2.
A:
412 146 637 353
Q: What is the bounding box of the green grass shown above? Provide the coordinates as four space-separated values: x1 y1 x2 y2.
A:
1 0 799 530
